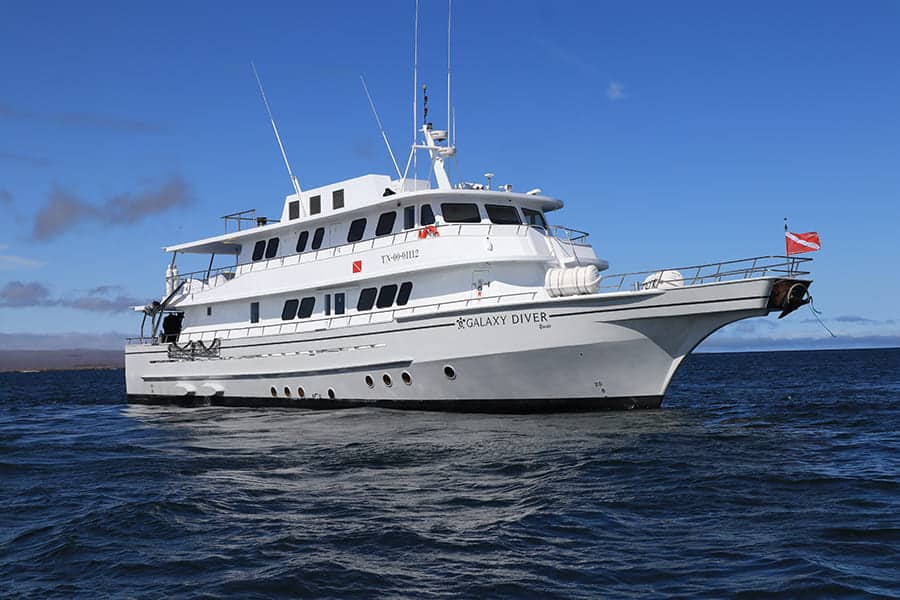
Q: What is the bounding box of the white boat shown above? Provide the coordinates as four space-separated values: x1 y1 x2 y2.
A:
125 16 813 412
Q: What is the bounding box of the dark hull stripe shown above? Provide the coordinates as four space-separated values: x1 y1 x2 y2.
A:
126 394 664 413
142 359 413 382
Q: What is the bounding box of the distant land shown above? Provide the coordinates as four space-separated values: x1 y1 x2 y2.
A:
0 350 124 372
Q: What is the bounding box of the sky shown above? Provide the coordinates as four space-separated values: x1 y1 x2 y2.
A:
1 0 898 351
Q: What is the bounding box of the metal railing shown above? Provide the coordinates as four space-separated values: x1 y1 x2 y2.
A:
547 224 590 244
600 255 813 292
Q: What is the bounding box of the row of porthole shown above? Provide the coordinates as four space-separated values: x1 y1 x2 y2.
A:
270 385 336 400
267 365 457 399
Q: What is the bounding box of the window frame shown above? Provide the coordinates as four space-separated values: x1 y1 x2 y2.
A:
264 237 280 259
311 227 325 250
522 208 548 228
298 297 315 319
420 204 435 226
332 189 344 209
296 230 309 253
288 200 300 220
252 240 266 261
396 281 413 306
376 284 398 308
440 203 481 223
309 195 321 215
250 302 260 323
375 211 397 236
357 287 377 311
403 206 416 230
281 299 299 320
485 204 523 225
347 218 367 243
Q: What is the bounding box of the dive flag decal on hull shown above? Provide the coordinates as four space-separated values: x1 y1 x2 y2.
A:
352 260 363 273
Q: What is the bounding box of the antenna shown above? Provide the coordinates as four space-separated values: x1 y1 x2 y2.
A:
360 75 402 178
251 61 303 207
447 0 452 136
413 0 419 182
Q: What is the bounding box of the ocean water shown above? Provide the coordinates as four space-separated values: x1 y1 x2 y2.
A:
1 348 898 598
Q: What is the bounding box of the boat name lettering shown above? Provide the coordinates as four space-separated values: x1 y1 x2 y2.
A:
381 249 420 264
456 311 549 330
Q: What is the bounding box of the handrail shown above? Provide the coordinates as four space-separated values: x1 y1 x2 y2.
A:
600 255 812 292
547 224 590 244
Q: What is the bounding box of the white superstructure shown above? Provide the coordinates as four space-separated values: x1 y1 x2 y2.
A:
125 15 813 412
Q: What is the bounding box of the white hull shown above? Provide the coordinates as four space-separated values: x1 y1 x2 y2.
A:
126 276 800 411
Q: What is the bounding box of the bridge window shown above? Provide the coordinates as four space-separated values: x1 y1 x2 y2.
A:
420 204 435 226
298 297 315 319
311 227 325 250
264 237 279 259
296 230 309 253
376 284 398 308
281 299 299 320
396 281 413 306
252 240 266 261
441 203 481 223
309 195 321 215
403 206 415 230
485 204 522 225
523 208 547 228
289 200 300 220
357 287 377 311
332 189 344 209
347 218 367 243
250 302 260 323
375 211 397 236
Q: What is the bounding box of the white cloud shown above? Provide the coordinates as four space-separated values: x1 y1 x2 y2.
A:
0 252 45 270
606 81 627 101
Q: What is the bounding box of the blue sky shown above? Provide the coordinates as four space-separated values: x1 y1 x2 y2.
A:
1 0 898 351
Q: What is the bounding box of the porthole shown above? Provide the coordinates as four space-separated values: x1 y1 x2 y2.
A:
365 375 374 388
283 386 291 398
443 365 456 380
297 386 306 398
327 388 336 400
401 371 412 385
383 374 392 387
270 386 278 397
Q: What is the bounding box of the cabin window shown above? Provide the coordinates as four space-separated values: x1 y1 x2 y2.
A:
206 306 212 316
376 284 398 308
375 211 397 236
252 240 266 261
420 204 435 226
298 297 315 319
335 292 346 315
281 299 299 320
403 206 416 230
347 218 367 243
357 287 377 311
324 294 331 316
296 230 309 253
264 237 280 259
289 200 300 220
441 203 481 223
311 227 325 250
485 204 522 225
250 302 260 323
397 281 413 306
332 189 344 209
522 208 547 228
309 195 321 215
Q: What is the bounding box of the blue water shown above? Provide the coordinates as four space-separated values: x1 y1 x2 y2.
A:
1 349 899 598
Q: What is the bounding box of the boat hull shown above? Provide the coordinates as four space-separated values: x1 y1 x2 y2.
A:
125 276 809 412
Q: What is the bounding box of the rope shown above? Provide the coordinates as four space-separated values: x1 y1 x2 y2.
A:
807 293 836 338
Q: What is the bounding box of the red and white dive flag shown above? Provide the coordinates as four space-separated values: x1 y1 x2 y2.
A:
785 230 821 255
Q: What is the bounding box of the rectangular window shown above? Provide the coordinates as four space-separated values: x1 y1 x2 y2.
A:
376 284 398 308
522 208 547 228
289 200 300 220
375 211 397 236
296 230 309 253
347 218 367 243
324 293 331 316
357 287 377 311
311 227 325 250
309 195 321 215
281 299 299 320
421 204 435 226
264 237 280 259
250 302 260 323
332 189 344 209
485 204 522 225
206 306 212 316
396 282 413 306
403 206 415 230
441 203 481 223
298 297 315 319
252 240 266 261
335 292 346 315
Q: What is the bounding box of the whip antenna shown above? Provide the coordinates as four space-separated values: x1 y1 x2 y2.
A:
251 61 304 207
360 75 402 178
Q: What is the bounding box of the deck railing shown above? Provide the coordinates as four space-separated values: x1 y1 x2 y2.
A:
600 255 813 292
